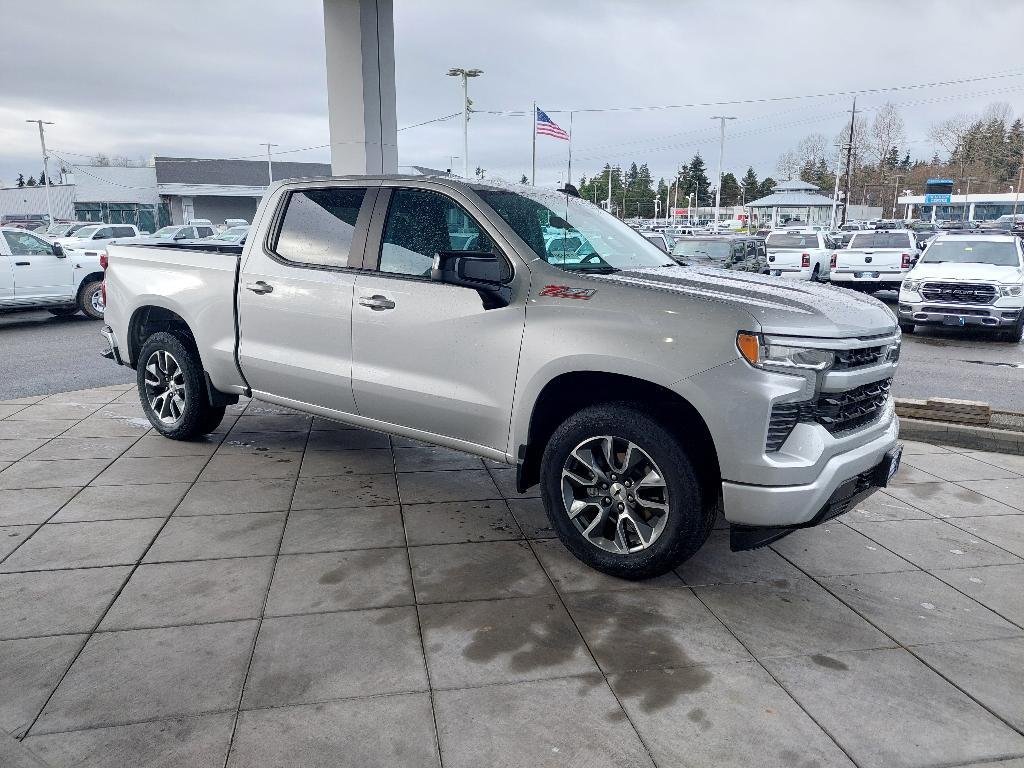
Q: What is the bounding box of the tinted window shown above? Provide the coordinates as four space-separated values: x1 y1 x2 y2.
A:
671 239 731 261
93 228 112 239
3 231 54 256
644 234 668 253
765 233 820 249
196 227 214 238
273 187 367 268
113 226 135 237
379 189 492 277
849 232 914 249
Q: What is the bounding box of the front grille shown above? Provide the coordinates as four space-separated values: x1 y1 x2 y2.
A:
766 378 891 451
920 282 996 305
833 346 886 370
920 306 990 317
815 379 892 435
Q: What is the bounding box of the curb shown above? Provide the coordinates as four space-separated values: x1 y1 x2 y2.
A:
900 417 1024 455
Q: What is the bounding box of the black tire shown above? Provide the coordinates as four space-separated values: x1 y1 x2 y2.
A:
48 307 80 317
77 279 104 321
539 403 713 580
899 322 915 334
1001 318 1024 343
137 332 225 439
810 264 821 282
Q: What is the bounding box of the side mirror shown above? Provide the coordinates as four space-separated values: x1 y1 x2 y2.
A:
911 256 920 266
53 242 66 259
431 250 511 308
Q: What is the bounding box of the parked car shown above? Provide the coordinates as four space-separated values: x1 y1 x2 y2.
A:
830 230 917 292
223 218 249 229
179 226 250 248
641 230 675 254
0 226 105 319
116 224 217 245
55 223 141 252
102 176 901 578
898 233 1024 341
671 235 767 273
46 221 95 239
764 229 835 281
978 214 1024 235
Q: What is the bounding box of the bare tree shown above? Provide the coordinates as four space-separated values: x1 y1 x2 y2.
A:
92 153 110 167
776 149 800 180
866 103 906 169
110 155 131 167
795 134 828 167
982 102 1013 124
929 114 975 179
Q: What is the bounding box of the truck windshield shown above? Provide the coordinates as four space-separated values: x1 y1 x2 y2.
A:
671 240 731 261
476 187 672 273
766 233 818 249
849 233 913 248
922 240 1021 267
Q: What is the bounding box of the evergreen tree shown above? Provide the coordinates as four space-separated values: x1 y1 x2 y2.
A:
884 146 900 170
757 177 777 198
719 172 742 206
26 176 37 186
38 171 46 185
684 154 711 205
740 167 760 202
519 174 529 185
16 174 25 188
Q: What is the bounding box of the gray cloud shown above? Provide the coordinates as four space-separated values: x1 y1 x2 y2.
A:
3 0 1023 189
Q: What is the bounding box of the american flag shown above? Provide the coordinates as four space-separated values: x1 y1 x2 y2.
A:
536 108 569 140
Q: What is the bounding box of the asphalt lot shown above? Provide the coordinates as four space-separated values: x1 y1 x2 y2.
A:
1 302 1022 409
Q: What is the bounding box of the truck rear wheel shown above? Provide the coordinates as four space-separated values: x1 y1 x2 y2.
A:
539 403 713 580
78 279 105 320
137 332 225 440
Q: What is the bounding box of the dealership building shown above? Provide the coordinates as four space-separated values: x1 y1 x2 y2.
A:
898 191 1023 223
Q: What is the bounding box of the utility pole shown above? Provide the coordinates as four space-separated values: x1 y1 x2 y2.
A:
710 116 736 232
961 176 978 222
891 175 904 220
260 143 279 184
606 167 613 212
447 68 483 179
25 119 54 225
830 143 846 230
840 97 857 226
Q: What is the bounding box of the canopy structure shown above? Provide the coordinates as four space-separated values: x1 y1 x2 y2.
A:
747 180 840 228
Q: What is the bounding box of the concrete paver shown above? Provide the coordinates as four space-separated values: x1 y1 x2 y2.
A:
2 395 1023 766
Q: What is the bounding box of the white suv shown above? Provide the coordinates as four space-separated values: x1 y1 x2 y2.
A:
764 229 835 281
55 223 140 252
898 233 1024 341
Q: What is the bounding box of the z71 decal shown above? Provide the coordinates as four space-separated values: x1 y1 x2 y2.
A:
539 285 597 300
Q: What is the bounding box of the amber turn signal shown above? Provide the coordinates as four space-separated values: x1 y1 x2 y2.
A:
736 332 760 365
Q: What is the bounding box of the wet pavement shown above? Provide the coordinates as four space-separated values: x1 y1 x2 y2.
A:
1 385 1023 767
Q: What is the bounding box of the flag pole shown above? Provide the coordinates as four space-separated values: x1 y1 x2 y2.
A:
531 102 536 185
566 111 574 187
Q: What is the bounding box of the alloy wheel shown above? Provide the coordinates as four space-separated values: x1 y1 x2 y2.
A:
560 435 670 554
90 287 105 314
144 350 187 424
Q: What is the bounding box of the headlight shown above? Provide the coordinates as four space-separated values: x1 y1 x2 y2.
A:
901 279 921 293
998 284 1023 297
736 332 834 371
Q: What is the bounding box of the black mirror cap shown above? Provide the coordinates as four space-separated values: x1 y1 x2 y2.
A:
431 250 512 308
53 242 66 258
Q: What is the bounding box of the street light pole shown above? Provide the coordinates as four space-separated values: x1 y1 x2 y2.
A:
447 68 483 179
259 143 279 184
26 119 54 225
710 116 736 232
961 176 977 222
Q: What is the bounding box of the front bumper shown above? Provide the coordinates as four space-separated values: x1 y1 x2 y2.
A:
729 442 903 550
897 296 1022 328
720 410 899 528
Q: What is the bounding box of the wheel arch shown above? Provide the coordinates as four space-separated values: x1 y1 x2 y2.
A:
518 370 721 504
127 305 198 368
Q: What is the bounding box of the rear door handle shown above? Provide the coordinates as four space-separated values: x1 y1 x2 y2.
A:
358 294 396 311
14 261 30 266
245 281 273 294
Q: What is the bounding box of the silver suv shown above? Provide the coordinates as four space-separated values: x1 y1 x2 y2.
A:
102 177 902 578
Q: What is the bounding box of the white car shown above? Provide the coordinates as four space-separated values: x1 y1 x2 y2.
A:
116 224 217 245
0 226 106 319
764 229 835 281
56 223 140 252
898 233 1024 341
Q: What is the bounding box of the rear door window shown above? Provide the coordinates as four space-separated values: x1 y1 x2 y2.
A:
112 226 135 238
849 232 914 249
196 226 214 238
272 187 369 268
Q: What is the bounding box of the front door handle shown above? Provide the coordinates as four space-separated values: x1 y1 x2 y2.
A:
14 261 30 266
358 294 396 311
245 281 274 294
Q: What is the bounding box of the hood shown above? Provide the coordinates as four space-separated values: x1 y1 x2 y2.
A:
907 260 1023 284
597 265 897 338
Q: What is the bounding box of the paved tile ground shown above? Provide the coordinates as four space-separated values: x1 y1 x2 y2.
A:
1 385 1024 767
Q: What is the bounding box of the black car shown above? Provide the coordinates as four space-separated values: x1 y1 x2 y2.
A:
671 235 768 273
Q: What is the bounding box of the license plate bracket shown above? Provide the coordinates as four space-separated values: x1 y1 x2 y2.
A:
855 271 879 279
875 445 903 487
942 315 966 326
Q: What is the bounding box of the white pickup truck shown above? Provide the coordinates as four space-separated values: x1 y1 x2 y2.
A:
764 230 835 281
830 230 918 292
0 226 106 319
101 176 902 578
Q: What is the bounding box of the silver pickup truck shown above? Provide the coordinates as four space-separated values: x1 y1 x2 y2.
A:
101 176 901 579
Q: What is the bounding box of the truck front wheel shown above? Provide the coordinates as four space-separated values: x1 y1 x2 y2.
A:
78 279 105 320
137 332 225 440
539 403 713 580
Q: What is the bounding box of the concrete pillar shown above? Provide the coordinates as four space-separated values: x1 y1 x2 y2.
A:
323 0 398 175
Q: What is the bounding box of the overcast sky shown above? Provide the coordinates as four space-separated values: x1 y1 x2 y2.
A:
3 0 1023 191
